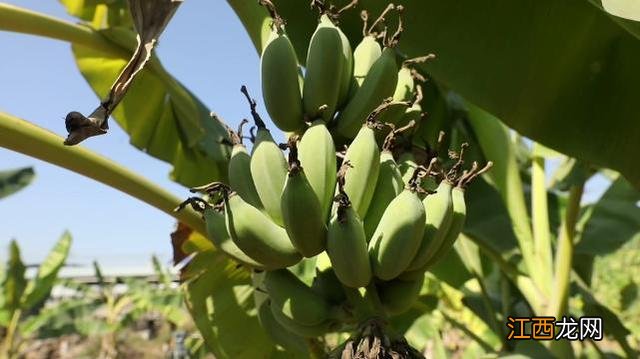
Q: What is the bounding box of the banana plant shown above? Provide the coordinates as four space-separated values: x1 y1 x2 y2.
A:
0 233 72 359
0 167 34 200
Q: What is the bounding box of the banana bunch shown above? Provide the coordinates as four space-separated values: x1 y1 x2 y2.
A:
174 1 495 346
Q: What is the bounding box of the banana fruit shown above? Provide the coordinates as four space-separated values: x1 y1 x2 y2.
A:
369 174 426 281
405 179 454 272
303 14 345 121
203 207 264 269
351 35 382 92
227 121 262 209
378 273 425 315
340 123 381 218
261 26 305 132
363 150 404 239
326 172 372 288
298 120 337 220
281 140 327 257
243 86 288 226
224 191 300 269
334 47 399 140
264 269 334 326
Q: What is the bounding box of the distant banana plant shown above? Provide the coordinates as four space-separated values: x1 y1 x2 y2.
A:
0 233 72 359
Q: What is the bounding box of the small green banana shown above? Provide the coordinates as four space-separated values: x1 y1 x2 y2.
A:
298 120 337 221
363 151 403 240
264 269 333 326
337 27 354 109
422 162 493 268
378 273 425 315
227 120 262 209
350 35 382 92
261 26 305 132
269 300 335 338
252 272 309 354
334 46 399 140
221 187 300 269
303 14 345 121
326 170 372 288
242 86 288 226
340 122 381 218
369 170 426 281
398 152 418 186
281 140 327 257
203 207 264 269
404 179 454 272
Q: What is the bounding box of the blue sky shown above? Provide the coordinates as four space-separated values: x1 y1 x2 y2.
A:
0 1 270 274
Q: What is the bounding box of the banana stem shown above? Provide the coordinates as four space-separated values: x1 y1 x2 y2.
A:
548 182 585 317
531 144 553 293
0 112 206 235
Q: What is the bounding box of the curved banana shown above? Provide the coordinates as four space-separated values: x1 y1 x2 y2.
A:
337 27 354 109
378 273 425 315
312 266 348 305
252 271 308 354
303 14 345 122
341 123 381 218
203 208 264 269
351 35 382 92
227 122 262 209
242 87 288 226
422 162 492 267
269 300 335 338
264 269 333 326
363 150 403 239
334 47 399 140
398 152 418 186
404 179 454 272
326 177 372 288
369 172 426 281
281 140 327 257
298 120 337 221
261 27 305 132
224 191 300 269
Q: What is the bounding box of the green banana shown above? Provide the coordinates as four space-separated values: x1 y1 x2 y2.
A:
203 208 264 269
350 35 382 92
298 120 337 220
340 123 381 218
312 269 347 305
281 140 327 257
261 27 305 132
404 179 454 272
421 185 466 268
269 300 335 338
337 27 354 109
334 46 399 140
303 14 345 121
243 86 288 226
252 272 309 355
378 273 425 315
224 190 300 269
363 151 404 239
326 176 372 288
422 162 492 268
369 171 426 281
227 121 262 209
264 269 333 326
374 66 415 133
398 152 418 186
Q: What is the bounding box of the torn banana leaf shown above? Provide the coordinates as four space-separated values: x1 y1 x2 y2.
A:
62 0 230 186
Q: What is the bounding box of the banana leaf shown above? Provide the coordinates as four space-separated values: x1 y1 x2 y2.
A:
0 167 34 200
21 232 72 309
230 0 640 189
